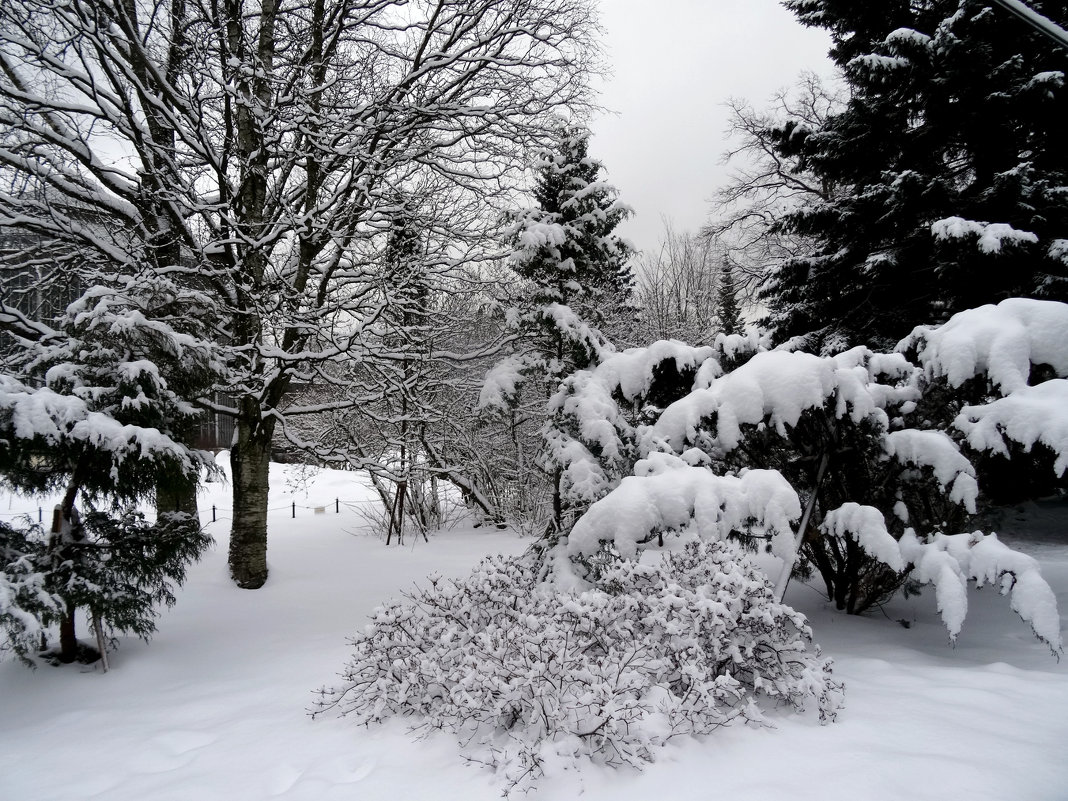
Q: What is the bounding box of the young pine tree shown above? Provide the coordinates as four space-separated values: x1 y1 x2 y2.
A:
482 126 634 534
514 125 635 374
0 279 217 664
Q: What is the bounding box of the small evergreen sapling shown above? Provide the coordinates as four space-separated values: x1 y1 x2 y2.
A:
0 279 217 664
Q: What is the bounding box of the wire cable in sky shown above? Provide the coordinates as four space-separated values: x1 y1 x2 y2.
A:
990 0 1068 50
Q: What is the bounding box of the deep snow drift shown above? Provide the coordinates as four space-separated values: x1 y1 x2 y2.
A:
1 457 1067 801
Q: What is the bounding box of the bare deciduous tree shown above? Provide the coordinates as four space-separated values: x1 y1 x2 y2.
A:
633 221 722 345
0 0 602 588
704 72 844 296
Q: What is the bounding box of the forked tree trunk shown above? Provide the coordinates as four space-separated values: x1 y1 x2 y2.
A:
228 410 275 589
156 469 199 518
54 480 83 663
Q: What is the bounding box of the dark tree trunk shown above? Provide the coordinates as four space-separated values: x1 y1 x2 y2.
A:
228 407 275 589
156 469 199 518
58 599 78 664
55 476 84 662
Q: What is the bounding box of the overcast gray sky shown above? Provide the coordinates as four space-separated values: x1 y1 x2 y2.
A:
589 0 833 256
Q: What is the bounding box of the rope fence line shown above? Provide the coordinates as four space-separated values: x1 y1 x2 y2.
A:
0 496 388 526
0 508 46 522
202 496 385 523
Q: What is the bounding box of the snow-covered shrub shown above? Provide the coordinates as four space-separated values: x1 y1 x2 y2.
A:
542 332 771 520
901 298 1068 502
570 346 941 614
544 300 1066 654
898 528 1061 648
543 340 717 510
316 540 841 792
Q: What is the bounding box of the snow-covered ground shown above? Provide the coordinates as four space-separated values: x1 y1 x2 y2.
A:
2 458 1067 801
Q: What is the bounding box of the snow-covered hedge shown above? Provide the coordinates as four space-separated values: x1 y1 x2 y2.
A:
316 540 842 792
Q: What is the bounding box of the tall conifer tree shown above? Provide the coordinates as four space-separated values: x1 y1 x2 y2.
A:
481 125 633 534
761 0 1068 352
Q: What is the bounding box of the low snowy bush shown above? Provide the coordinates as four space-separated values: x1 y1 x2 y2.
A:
315 540 842 792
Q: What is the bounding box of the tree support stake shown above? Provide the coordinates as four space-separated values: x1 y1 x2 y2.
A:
775 448 831 601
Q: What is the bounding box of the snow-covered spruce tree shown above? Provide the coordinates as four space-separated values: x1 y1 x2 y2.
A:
480 126 634 534
0 0 602 590
761 0 1068 352
522 125 635 344
0 280 216 664
543 301 1063 653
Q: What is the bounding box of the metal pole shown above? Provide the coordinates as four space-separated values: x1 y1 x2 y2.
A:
990 0 1068 50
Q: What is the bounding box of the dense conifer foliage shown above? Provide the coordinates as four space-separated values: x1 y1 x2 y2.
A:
761 0 1068 352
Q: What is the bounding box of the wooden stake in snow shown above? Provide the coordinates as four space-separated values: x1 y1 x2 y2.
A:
92 614 110 673
775 449 831 601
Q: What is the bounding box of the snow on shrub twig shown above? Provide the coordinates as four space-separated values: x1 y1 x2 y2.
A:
564 457 801 570
954 380 1068 476
899 529 1063 653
